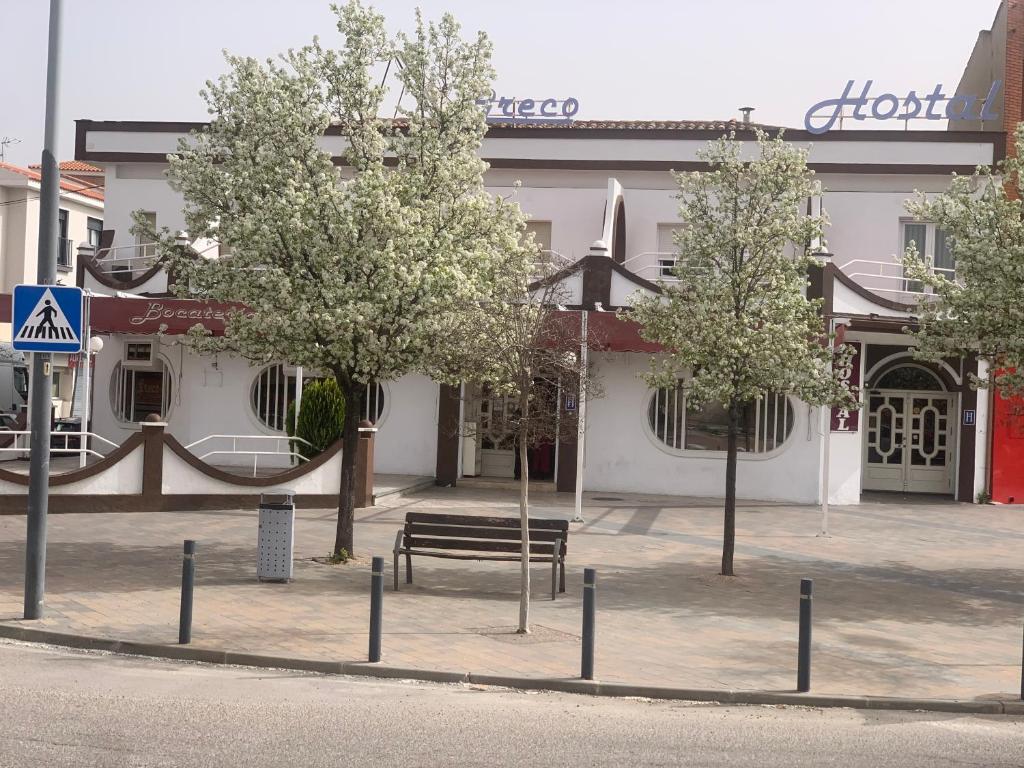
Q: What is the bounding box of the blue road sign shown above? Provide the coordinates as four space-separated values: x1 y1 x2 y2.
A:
12 284 83 353
565 393 577 412
963 409 976 427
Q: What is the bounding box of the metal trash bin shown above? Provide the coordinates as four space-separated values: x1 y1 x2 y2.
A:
257 489 295 582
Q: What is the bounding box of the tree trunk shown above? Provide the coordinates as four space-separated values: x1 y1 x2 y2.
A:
334 380 363 559
721 396 740 577
517 392 531 634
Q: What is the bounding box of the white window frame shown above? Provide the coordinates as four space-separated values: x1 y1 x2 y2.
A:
899 219 955 289
644 382 796 458
111 357 173 424
524 220 553 253
122 340 155 368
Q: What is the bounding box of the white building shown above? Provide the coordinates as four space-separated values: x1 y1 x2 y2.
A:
0 160 104 418
70 117 996 504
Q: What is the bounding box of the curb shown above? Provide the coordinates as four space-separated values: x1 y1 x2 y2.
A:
373 478 436 503
0 623 1020 716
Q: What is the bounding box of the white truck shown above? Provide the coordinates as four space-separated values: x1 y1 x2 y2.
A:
0 343 29 421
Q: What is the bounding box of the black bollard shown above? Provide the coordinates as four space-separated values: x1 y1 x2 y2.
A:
179 540 196 645
581 568 596 680
797 578 812 692
369 556 384 663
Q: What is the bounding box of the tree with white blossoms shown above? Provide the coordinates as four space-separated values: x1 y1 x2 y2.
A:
139 1 530 558
432 248 596 633
631 130 858 576
901 123 1024 397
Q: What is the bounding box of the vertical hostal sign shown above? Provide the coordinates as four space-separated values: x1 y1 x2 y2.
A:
831 341 861 432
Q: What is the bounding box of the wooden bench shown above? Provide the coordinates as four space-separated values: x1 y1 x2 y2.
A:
393 512 569 600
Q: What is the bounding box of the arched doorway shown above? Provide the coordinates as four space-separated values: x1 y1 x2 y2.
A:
863 364 955 494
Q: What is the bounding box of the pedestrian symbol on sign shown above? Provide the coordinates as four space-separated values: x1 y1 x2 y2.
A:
12 284 83 353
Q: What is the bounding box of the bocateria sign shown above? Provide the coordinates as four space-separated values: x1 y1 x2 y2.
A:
90 297 247 335
0 293 245 335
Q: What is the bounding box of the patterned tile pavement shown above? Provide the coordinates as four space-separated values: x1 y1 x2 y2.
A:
1 487 1021 700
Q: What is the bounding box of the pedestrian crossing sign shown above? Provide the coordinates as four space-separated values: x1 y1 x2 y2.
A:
12 284 83 353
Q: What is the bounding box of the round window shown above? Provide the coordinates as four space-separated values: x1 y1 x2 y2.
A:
648 384 794 453
251 365 386 431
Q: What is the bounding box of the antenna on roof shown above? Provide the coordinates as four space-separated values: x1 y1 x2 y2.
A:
0 136 21 163
739 107 754 125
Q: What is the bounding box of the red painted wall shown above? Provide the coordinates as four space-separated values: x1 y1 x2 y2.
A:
991 388 1024 503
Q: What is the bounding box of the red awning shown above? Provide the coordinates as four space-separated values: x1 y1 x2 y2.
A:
0 293 241 336
0 294 662 352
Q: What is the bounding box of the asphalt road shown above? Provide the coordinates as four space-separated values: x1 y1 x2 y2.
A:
0 641 1021 768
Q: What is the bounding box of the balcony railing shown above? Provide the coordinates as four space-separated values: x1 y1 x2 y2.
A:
621 252 682 281
837 259 957 299
57 237 73 270
92 242 161 281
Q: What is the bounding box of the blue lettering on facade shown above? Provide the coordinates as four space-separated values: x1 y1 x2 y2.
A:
476 92 580 125
805 80 1002 134
871 93 900 120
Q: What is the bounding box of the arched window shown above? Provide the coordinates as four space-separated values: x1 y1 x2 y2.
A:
874 365 944 391
250 365 385 431
111 356 173 423
648 384 794 453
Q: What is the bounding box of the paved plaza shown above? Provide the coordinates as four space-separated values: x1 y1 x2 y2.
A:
0 487 1021 701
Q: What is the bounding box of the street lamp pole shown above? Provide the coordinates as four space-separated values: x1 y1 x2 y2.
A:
24 0 64 620
572 309 587 523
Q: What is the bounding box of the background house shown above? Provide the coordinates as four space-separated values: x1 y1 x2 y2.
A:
0 160 103 419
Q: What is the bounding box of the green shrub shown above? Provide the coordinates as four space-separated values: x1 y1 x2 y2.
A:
295 379 345 460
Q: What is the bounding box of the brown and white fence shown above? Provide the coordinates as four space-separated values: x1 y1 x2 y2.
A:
0 422 375 514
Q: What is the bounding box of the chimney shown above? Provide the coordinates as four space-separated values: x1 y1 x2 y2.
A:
739 106 754 125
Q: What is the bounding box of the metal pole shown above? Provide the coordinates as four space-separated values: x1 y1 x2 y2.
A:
572 311 588 524
581 567 596 680
78 293 91 469
369 555 384 662
179 540 196 644
24 0 63 621
294 366 303 427
797 578 813 692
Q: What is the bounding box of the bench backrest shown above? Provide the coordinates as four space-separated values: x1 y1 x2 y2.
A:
403 512 568 556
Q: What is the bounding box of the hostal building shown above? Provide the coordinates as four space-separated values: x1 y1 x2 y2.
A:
67 116 1001 506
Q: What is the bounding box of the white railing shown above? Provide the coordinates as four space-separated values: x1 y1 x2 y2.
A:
532 249 575 277
0 430 119 462
92 242 162 278
622 251 682 281
837 259 957 298
184 434 315 477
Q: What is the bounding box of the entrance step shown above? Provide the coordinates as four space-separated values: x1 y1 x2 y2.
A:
458 476 559 494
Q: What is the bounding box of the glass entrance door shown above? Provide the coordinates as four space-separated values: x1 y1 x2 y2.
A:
863 390 955 494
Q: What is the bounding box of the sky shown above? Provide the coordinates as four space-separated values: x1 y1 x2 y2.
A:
0 0 1001 167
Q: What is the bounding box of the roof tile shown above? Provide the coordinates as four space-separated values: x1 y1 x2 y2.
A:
0 161 104 201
